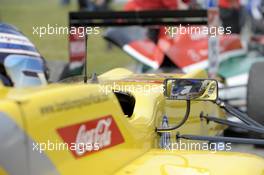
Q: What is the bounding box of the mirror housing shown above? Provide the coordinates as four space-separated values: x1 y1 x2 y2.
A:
164 78 218 101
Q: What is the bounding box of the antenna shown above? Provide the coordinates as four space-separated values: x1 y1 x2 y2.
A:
84 33 88 83
91 73 98 83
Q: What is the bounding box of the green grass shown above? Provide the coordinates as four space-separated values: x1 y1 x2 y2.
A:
0 0 135 74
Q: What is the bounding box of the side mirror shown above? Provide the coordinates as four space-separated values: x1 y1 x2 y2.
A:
164 78 218 101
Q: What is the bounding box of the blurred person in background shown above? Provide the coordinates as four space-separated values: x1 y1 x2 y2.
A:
78 0 112 11
247 0 264 34
124 0 191 11
60 0 112 11
123 0 191 43
219 0 242 34
77 0 113 50
60 0 71 6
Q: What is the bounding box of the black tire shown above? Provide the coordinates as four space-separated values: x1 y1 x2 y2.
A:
247 61 264 125
247 61 264 144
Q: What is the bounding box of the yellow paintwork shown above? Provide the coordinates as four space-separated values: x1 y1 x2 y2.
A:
0 68 263 175
0 167 8 175
115 149 264 175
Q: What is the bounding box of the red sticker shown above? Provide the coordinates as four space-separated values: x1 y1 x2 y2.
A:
69 27 86 62
57 115 124 158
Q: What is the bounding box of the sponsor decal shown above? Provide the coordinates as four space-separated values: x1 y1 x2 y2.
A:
57 115 124 158
40 95 108 115
69 27 86 62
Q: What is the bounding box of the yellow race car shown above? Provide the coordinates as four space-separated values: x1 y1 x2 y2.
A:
0 66 264 175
